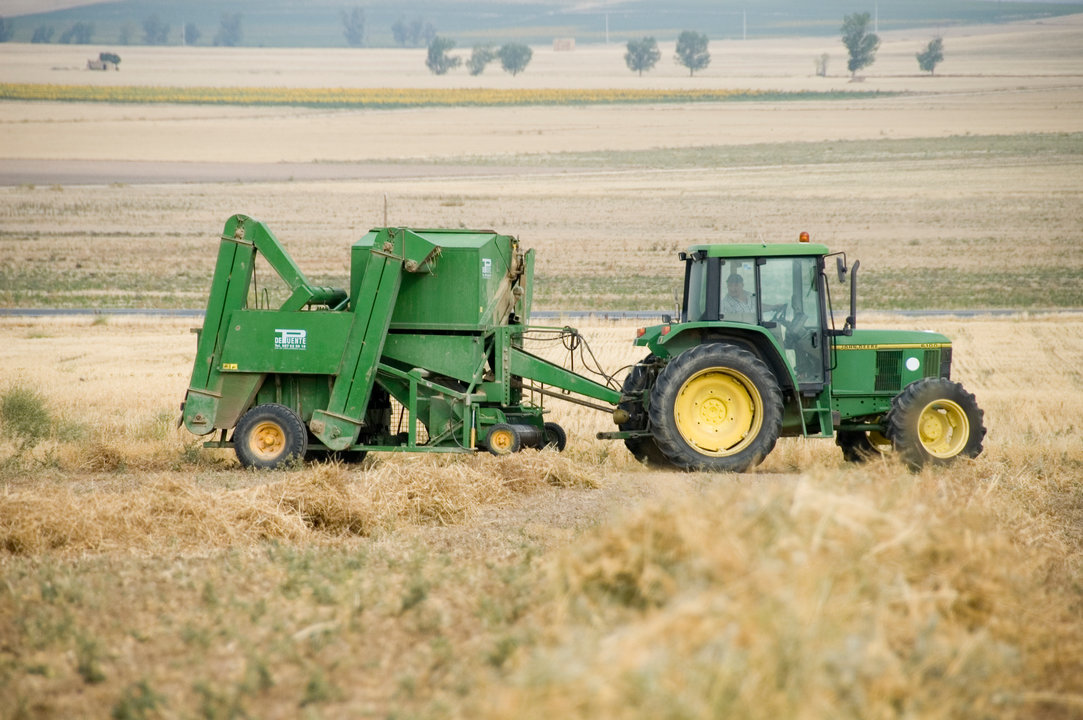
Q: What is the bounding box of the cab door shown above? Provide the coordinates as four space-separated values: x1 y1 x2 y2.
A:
757 257 827 391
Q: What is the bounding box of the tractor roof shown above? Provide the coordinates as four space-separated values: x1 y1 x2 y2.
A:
686 242 830 258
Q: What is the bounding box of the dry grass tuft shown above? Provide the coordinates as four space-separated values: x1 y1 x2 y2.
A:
483 461 1083 719
0 450 604 556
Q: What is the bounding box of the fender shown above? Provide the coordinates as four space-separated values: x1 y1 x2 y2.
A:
636 321 803 396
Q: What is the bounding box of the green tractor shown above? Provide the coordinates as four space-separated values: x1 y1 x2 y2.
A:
603 236 986 471
181 216 984 472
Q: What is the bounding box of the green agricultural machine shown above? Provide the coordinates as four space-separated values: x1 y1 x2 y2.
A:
606 236 985 471
182 215 985 472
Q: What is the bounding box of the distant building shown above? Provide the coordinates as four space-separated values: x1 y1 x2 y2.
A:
553 38 575 52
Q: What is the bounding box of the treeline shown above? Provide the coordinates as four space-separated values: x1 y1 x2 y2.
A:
0 9 946 77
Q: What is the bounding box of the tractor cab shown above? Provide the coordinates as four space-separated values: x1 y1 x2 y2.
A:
679 241 834 393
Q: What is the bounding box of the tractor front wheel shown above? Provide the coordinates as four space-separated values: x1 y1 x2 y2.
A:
648 344 783 472
234 403 308 469
886 378 985 470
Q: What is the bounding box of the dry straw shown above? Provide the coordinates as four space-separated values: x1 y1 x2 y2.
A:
0 451 599 556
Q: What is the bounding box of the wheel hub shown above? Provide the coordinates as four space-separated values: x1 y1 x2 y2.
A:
918 399 969 458
674 369 762 456
251 421 285 459
490 430 514 453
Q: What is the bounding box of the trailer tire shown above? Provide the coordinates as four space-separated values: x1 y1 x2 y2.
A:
542 422 567 452
886 378 985 470
485 423 521 456
648 344 782 472
234 403 308 469
618 355 673 467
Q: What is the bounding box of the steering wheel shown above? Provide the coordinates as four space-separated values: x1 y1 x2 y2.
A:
769 304 788 324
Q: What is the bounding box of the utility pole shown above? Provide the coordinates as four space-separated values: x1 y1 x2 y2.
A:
874 3 879 34
605 13 609 44
743 10 747 40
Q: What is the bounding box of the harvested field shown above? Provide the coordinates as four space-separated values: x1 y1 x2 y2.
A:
1 13 1082 720
0 314 1081 718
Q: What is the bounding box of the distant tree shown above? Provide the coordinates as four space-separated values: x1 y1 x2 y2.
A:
341 6 364 47
497 42 532 76
99 52 121 66
916 36 944 75
414 18 437 47
393 16 435 47
0 17 13 42
214 13 242 47
391 18 408 45
674 31 710 76
59 22 94 44
624 37 660 76
425 36 460 75
841 12 879 78
184 23 201 46
32 26 54 44
814 53 829 77
467 45 495 76
142 15 170 46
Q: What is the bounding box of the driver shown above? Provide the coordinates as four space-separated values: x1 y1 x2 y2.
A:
722 274 786 323
721 274 756 323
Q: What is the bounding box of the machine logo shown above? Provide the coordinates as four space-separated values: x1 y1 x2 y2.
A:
275 328 307 350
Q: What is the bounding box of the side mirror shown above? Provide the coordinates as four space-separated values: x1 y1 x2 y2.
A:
836 256 848 283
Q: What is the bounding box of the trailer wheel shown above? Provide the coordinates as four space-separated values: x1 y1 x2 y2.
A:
542 422 567 452
618 355 673 467
648 344 783 472
836 429 892 463
234 403 308 469
485 423 521 456
886 378 985 470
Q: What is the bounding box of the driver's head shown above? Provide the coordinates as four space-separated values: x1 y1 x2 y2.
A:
726 274 744 296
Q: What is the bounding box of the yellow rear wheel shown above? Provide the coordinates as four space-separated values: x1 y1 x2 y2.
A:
648 343 783 472
673 368 762 456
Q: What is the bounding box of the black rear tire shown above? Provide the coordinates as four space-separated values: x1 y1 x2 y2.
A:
542 421 567 452
234 403 308 469
647 343 783 472
886 378 985 470
618 355 673 467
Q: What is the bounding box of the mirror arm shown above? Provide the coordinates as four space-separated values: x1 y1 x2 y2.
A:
844 260 860 334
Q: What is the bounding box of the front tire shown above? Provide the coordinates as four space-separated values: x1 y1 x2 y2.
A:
234 403 308 469
648 343 783 472
886 378 985 470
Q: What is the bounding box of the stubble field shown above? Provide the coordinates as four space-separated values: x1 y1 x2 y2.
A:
1 14 1082 720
